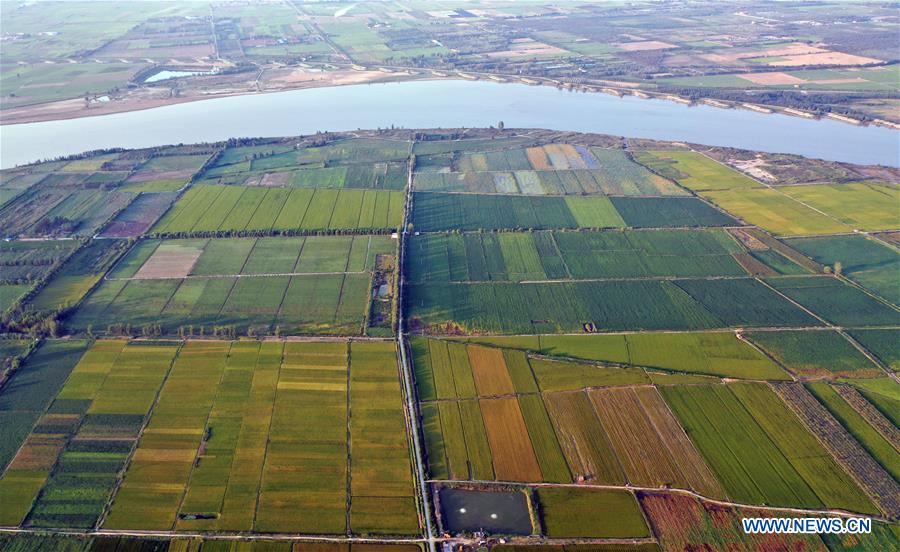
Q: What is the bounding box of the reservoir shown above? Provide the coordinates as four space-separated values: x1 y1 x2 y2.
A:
2 79 898 168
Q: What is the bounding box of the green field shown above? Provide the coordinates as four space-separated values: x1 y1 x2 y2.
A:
69 236 395 336
661 384 823 508
766 276 899 326
0 339 417 534
746 330 881 378
152 185 404 235
787 234 899 305
633 151 762 192
409 277 815 334
847 329 900 371
536 488 650 538
0 240 79 283
408 229 749 283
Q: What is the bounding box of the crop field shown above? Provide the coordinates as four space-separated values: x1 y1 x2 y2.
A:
779 182 899 233
408 229 754 283
639 492 828 552
632 151 761 192
766 276 899 326
774 383 900 518
0 181 133 238
119 153 211 193
745 330 881 378
0 339 417 535
415 147 683 196
847 329 900 371
536 487 649 538
805 383 900 484
25 239 129 314
152 185 404 235
787 234 899 305
0 240 78 283
69 236 394 336
99 192 179 238
461 331 791 380
409 276 815 334
660 383 877 510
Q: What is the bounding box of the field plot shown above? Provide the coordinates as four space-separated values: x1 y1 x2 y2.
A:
776 383 900 518
69 236 394 335
632 150 761 193
639 492 827 552
660 384 824 508
848 329 900 371
0 179 133 238
409 276 814 334
0 534 426 551
766 276 899 326
779 182 899 233
200 138 409 189
408 229 750 283
589 387 724 497
0 339 417 534
415 148 683 196
118 153 211 193
0 240 78 283
0 284 30 312
536 487 649 538
787 234 899 305
99 192 179 238
0 340 90 526
746 330 881 378
26 239 129 315
702 188 851 236
152 185 404 235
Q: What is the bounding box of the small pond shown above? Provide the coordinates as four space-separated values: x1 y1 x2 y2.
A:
439 488 532 535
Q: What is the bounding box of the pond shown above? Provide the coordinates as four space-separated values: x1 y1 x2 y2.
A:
143 69 214 83
439 488 533 535
2 79 898 168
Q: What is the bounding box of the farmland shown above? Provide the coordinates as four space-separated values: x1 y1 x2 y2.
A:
0 128 898 546
0 339 418 535
152 185 404 235
69 235 395 336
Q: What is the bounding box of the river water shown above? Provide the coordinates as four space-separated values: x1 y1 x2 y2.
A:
2 79 898 168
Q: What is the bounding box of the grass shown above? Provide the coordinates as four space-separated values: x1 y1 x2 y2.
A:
745 330 880 378
536 487 649 538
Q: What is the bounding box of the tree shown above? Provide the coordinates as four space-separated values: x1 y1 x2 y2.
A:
834 261 843 276
497 121 504 130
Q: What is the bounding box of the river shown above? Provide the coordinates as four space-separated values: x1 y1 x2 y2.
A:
2 79 898 168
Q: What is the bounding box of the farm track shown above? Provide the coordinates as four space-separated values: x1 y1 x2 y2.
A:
772 382 900 519
425 479 896 523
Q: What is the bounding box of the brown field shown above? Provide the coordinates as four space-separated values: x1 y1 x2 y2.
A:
618 40 678 52
589 387 688 488
732 252 778 277
544 391 625 485
702 43 825 63
771 52 881 67
479 397 543 482
7 435 66 471
526 147 552 170
633 387 726 499
467 345 515 397
738 72 807 85
133 245 203 279
486 39 568 58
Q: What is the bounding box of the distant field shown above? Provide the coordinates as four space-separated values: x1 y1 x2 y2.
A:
153 185 404 235
70 236 394 335
415 146 684 196
0 240 78 283
0 339 418 535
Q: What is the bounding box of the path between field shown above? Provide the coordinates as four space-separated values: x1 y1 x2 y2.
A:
428 479 897 523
